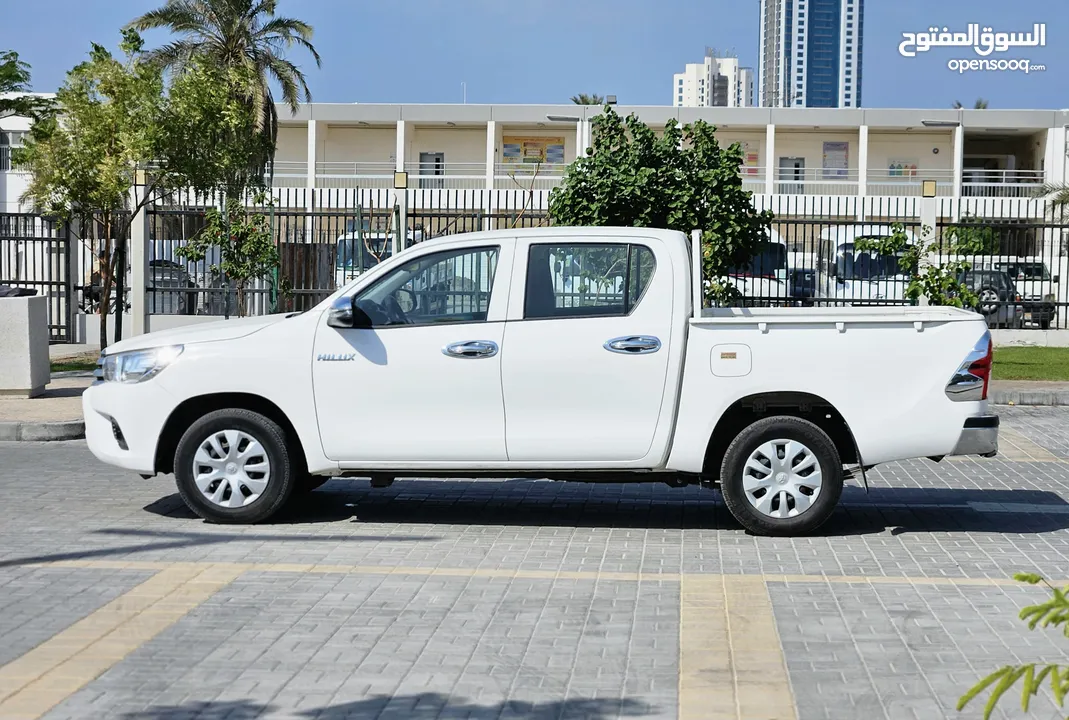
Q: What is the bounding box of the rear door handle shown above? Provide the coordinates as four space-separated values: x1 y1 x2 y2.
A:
604 335 661 354
443 340 499 359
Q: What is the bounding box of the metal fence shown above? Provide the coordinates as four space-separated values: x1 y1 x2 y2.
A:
3 190 1068 342
0 214 73 341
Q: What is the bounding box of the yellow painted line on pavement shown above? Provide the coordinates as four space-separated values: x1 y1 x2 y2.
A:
679 575 796 720
0 564 246 720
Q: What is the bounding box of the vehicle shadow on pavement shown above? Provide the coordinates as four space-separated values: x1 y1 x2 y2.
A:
116 696 656 719
141 479 1069 537
0 527 437 569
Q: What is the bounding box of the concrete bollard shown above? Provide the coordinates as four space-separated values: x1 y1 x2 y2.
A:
0 295 51 398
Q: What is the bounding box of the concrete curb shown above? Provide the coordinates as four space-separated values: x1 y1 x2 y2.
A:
0 420 85 442
990 390 1069 407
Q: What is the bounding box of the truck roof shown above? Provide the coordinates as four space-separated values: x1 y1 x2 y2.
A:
426 226 687 244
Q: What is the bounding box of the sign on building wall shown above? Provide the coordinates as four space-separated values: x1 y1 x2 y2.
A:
822 142 849 178
502 136 566 166
739 142 760 175
887 159 920 177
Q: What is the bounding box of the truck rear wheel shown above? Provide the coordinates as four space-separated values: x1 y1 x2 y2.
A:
719 416 843 536
174 409 296 524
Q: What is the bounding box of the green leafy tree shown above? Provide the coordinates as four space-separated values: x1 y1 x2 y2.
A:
570 93 604 105
0 50 55 120
548 106 773 306
954 98 990 109
13 31 165 349
958 573 1069 720
128 0 321 176
175 200 278 317
854 222 982 309
942 213 1000 255
159 56 273 198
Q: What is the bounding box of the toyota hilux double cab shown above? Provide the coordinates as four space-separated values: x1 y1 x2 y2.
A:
85 227 998 536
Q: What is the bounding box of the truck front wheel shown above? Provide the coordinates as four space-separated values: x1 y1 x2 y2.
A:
719 416 843 536
174 409 296 524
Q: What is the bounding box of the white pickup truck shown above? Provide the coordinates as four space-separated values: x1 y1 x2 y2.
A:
84 227 999 536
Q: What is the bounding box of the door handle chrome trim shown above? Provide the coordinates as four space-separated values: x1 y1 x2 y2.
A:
443 340 499 359
604 335 661 355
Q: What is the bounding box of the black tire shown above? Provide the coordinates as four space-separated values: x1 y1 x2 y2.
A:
719 416 843 536
174 409 296 523
1041 318 1051 330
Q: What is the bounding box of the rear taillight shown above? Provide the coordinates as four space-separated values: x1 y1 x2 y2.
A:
970 338 993 400
946 331 993 402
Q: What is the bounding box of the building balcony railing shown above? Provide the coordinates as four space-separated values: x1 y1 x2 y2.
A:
0 146 25 172
264 159 1047 199
774 168 860 196
867 169 955 197
963 169 1045 198
493 162 567 191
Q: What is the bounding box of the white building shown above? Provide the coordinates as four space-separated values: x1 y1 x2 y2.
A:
738 67 755 108
673 51 754 108
759 0 863 108
2 103 1066 218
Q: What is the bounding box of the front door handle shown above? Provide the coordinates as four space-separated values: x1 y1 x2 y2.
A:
604 335 661 354
443 340 499 359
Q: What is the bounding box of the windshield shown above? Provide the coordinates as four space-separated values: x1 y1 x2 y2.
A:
729 242 787 278
836 241 907 281
337 236 392 270
998 262 1051 281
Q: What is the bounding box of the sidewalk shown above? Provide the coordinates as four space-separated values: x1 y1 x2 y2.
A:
0 375 92 441
989 380 1069 407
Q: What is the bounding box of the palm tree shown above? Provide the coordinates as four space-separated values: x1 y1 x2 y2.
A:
953 98 989 109
571 93 604 105
128 0 320 161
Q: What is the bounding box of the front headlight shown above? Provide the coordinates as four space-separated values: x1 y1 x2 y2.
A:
102 345 183 384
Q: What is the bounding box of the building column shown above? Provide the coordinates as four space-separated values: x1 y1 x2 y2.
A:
129 185 149 336
764 123 776 195
305 119 317 219
576 119 589 158
485 120 496 191
1044 126 1068 191
952 124 964 198
395 120 406 172
857 125 869 197
484 120 496 231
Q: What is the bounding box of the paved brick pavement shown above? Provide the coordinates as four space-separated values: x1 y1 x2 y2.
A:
0 409 1068 719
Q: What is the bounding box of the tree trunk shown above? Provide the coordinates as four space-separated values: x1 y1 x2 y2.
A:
98 217 113 351
113 223 125 343
237 281 247 317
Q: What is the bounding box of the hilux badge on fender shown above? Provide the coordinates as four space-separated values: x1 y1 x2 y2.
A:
317 353 356 362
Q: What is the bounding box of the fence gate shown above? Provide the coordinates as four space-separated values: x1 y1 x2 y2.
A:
0 213 73 342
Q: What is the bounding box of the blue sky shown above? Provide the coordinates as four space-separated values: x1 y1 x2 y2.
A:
1 0 1066 108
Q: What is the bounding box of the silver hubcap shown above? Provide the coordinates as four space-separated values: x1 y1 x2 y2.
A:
192 430 271 508
742 439 823 519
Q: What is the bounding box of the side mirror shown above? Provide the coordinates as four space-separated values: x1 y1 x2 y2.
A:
1054 275 1061 284
326 296 373 329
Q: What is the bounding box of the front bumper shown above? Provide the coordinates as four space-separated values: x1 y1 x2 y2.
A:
83 380 177 474
950 415 999 458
